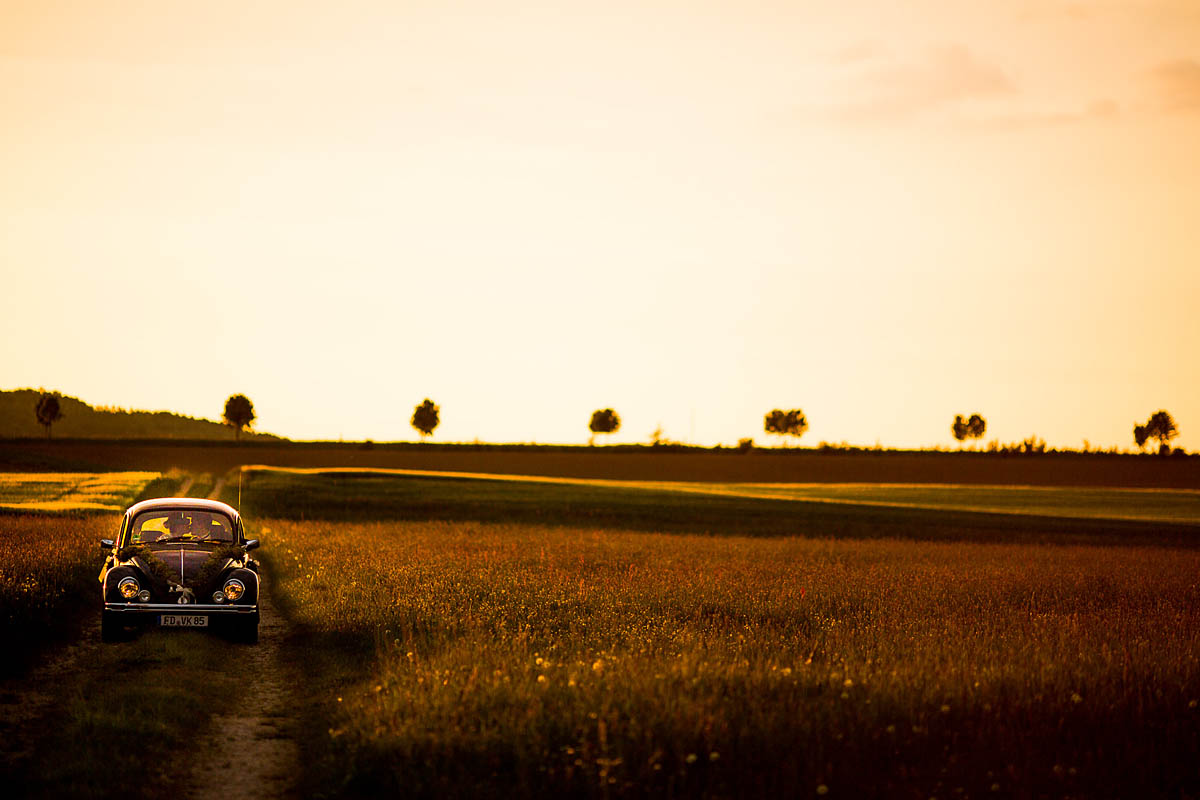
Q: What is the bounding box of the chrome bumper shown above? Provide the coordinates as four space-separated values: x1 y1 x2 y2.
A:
104 602 258 614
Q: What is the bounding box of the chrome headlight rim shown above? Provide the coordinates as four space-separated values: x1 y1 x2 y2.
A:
117 576 140 600
222 578 246 601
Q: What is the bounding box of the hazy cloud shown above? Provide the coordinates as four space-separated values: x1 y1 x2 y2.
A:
1015 1 1094 23
832 41 888 64
963 99 1119 131
1148 59 1200 111
833 45 1014 122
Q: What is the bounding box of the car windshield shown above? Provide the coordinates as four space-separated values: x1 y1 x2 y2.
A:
129 510 235 544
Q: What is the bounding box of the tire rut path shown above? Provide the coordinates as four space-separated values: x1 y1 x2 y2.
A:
186 571 299 800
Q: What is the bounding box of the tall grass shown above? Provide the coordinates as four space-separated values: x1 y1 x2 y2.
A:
262 518 1200 798
0 515 115 676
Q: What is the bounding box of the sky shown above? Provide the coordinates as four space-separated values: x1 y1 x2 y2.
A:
2 0 1198 448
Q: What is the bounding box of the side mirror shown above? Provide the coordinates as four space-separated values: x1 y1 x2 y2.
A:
99 539 115 550
243 539 260 552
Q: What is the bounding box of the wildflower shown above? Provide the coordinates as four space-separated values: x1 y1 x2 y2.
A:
686 754 698 764
940 704 951 713
537 675 548 684
817 785 829 795
843 678 853 688
592 659 605 672
709 752 720 762
1070 693 1082 704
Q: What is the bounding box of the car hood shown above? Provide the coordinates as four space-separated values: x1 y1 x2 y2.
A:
141 546 234 588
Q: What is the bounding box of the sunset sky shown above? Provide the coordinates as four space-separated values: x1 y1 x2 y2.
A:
2 0 1198 448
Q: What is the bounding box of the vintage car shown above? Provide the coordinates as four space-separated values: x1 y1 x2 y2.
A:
99 497 260 643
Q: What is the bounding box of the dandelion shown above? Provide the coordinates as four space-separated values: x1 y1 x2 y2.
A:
537 675 548 684
709 752 720 762
940 704 951 713
1070 693 1082 704
817 785 829 795
592 659 605 672
843 678 853 688
686 753 698 764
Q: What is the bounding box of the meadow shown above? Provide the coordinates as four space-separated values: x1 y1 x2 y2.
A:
238 469 1200 798
2 464 1198 797
0 471 261 799
0 471 168 675
0 470 164 513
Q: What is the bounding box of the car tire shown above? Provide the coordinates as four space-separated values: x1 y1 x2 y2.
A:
232 618 259 645
101 612 124 643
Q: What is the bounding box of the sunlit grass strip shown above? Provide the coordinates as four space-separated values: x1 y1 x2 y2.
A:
0 471 160 512
241 465 1200 525
262 518 1200 798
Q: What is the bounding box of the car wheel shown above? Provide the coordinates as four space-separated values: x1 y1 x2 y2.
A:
101 612 124 643
232 618 259 645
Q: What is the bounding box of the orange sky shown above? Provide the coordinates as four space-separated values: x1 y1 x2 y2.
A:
2 0 1198 448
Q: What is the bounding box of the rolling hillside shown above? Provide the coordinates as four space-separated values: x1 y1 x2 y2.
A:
0 389 281 441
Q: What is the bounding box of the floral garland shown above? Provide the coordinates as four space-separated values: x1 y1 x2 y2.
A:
190 544 246 594
116 543 246 594
117 544 182 591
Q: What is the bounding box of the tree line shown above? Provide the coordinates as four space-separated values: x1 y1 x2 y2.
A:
26 390 1184 454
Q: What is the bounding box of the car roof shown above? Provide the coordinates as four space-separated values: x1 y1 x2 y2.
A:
124 497 241 522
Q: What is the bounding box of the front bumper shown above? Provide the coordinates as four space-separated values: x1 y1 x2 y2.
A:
104 602 259 615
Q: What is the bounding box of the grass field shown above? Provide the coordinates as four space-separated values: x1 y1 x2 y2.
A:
244 465 1200 526
236 468 1200 798
3 464 1198 797
0 471 164 513
5 439 1200 489
0 471 250 799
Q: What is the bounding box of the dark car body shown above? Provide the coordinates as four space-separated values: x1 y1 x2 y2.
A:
99 498 260 643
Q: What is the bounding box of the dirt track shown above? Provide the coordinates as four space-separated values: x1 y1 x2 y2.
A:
188 574 297 799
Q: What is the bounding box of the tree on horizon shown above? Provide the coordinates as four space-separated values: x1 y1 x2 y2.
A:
764 408 807 446
1134 410 1178 455
412 398 440 439
952 414 986 447
589 408 620 445
223 394 256 441
34 391 63 440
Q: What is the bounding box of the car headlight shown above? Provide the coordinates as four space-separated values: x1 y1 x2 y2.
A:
222 579 245 601
117 576 140 599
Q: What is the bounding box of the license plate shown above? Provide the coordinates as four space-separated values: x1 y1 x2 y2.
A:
160 614 208 627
